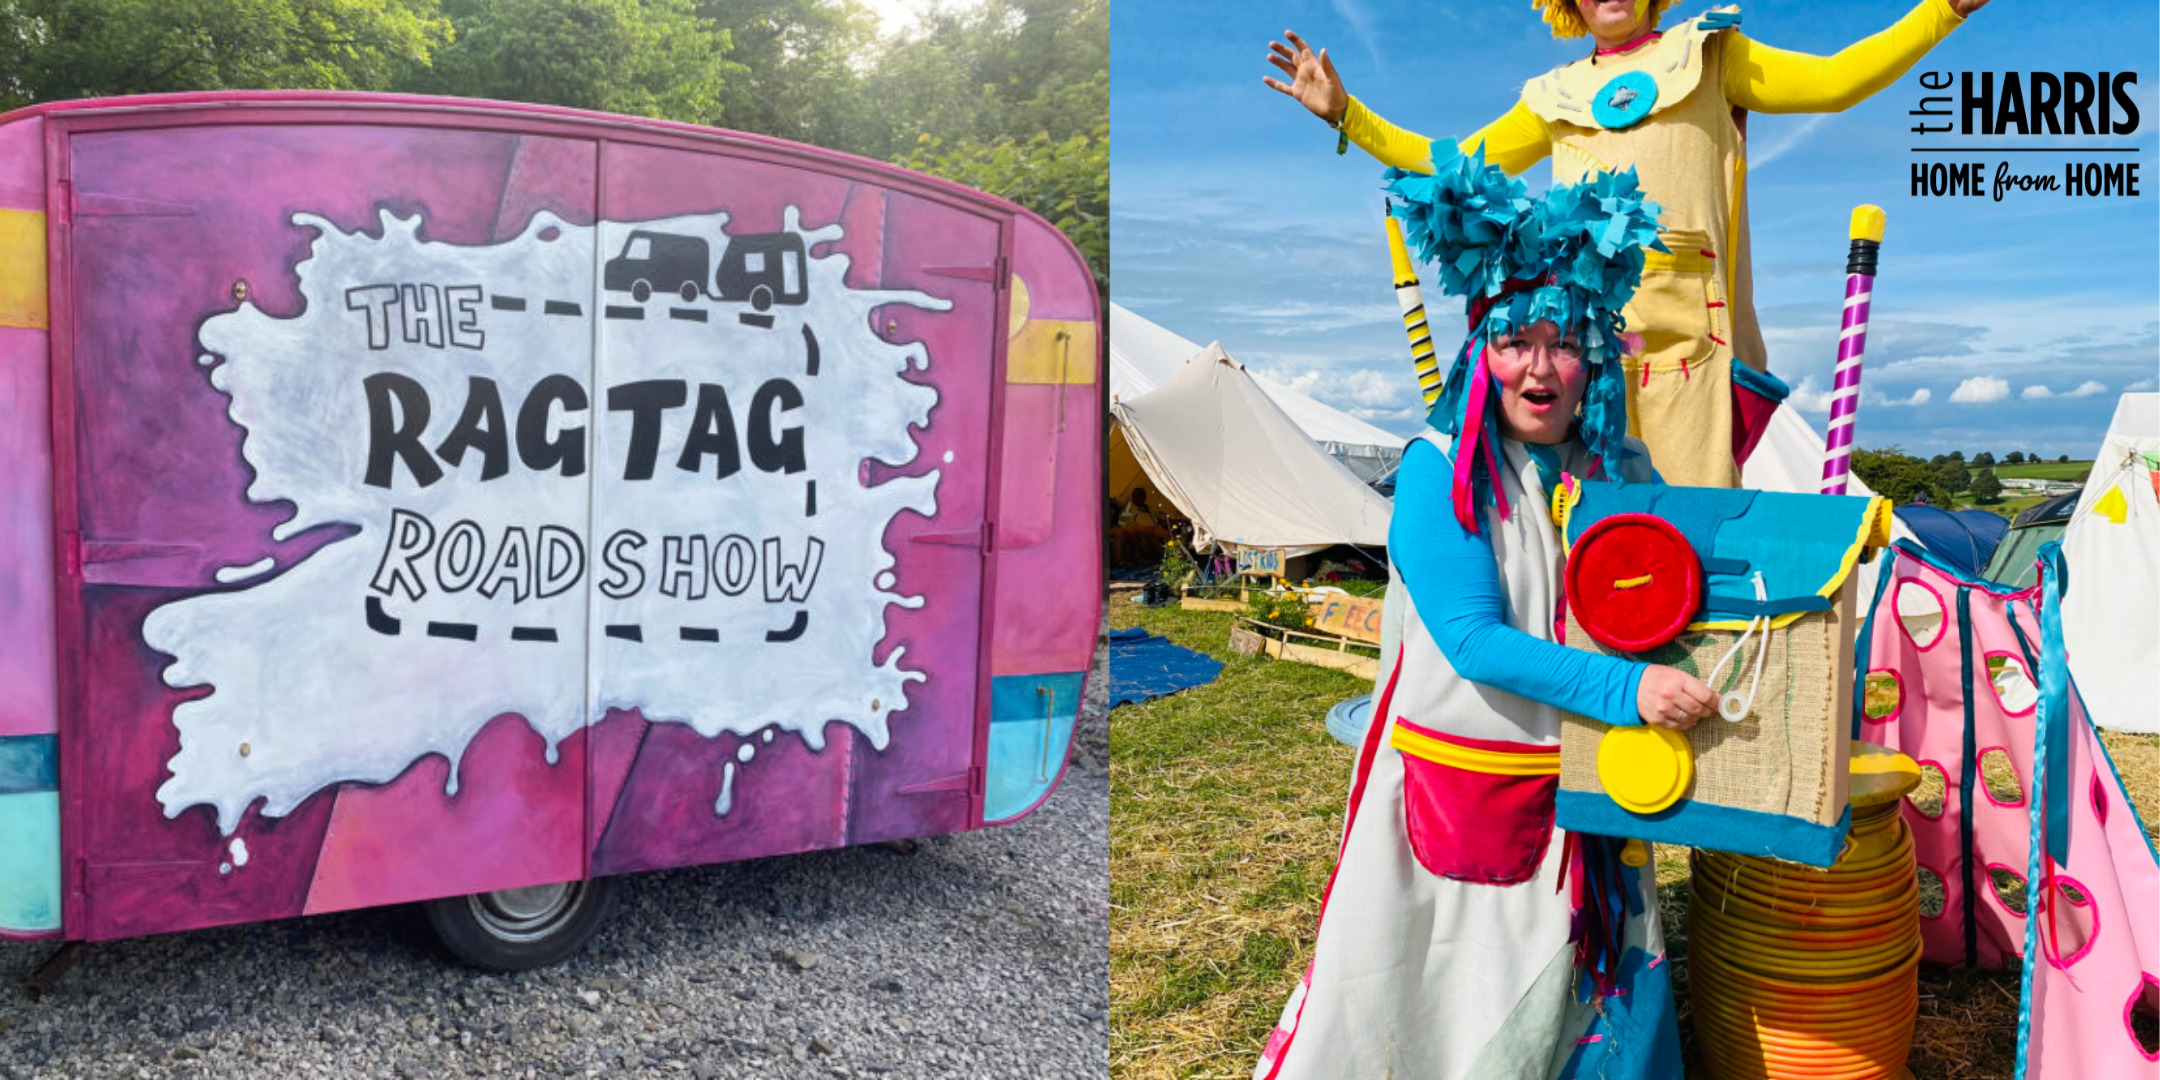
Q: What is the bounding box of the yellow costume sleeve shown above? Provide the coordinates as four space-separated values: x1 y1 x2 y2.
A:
1721 0 1964 114
1340 96 1552 176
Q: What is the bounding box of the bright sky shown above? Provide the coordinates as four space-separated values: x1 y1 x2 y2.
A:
1111 0 2160 458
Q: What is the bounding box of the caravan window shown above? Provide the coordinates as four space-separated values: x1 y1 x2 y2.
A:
744 251 767 274
783 250 801 296
625 236 652 260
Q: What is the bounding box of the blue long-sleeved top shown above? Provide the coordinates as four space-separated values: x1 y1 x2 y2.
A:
1391 439 1645 728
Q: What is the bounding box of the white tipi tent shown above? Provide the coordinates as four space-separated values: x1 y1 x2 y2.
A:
1110 303 1406 485
2060 393 2159 734
1110 344 1393 556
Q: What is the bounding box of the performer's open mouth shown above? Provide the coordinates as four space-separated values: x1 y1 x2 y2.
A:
1522 388 1560 408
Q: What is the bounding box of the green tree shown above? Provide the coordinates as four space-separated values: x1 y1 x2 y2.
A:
2005 450 2026 464
1936 458 1971 495
1973 450 1995 467
1852 446 1952 506
698 0 879 147
0 0 452 110
2058 454 2070 463
417 0 739 124
1971 467 2003 504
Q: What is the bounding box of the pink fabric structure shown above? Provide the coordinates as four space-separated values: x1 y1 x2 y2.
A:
1860 541 2159 1078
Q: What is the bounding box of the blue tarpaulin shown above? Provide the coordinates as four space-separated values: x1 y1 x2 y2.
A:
1108 627 1224 707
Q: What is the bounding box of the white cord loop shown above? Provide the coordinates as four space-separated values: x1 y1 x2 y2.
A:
1707 572 1773 722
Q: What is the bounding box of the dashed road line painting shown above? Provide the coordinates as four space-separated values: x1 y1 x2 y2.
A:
145 205 950 836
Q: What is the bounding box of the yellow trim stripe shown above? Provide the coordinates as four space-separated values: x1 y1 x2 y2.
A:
0 210 47 330
1614 574 1654 589
1390 724 1560 776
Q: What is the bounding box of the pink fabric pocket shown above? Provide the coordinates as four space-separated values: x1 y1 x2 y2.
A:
1394 718 1559 886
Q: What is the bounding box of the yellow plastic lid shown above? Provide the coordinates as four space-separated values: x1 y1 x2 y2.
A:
1598 725 1694 814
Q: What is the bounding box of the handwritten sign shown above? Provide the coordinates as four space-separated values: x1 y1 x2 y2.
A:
1308 594 1384 644
1236 549 1283 576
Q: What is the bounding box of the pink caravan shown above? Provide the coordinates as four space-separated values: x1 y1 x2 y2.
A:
1856 538 2159 1078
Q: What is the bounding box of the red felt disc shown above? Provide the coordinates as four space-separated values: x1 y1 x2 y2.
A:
1566 513 1703 653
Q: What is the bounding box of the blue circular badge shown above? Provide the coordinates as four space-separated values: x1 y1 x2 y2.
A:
1591 70 1658 130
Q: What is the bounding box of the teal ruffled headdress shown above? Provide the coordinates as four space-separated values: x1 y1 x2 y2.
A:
1384 148 1665 532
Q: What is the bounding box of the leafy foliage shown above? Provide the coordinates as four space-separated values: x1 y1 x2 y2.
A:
417 0 739 123
1971 467 2003 504
1244 589 1312 632
1157 540 1198 591
0 0 452 110
1852 446 1954 506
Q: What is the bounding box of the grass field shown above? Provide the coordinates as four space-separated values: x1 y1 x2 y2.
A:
1991 461 2092 481
1108 593 2160 1080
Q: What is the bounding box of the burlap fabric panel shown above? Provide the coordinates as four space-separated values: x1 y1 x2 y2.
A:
1560 578 1859 827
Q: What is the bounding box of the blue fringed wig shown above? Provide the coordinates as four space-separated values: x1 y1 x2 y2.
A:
1384 150 1665 532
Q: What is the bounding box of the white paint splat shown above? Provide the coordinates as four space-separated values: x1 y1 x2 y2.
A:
736 743 755 764
146 206 949 833
213 557 276 584
761 729 774 744
197 353 218 367
714 761 738 817
228 836 250 868
942 451 953 464
876 572 896 590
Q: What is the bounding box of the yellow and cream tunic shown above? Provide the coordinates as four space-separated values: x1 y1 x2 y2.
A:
1342 0 1965 488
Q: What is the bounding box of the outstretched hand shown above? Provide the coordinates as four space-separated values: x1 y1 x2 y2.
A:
1263 30 1349 126
1637 665 1714 730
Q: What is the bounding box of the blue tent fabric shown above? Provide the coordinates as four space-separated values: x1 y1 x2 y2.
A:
1109 627 1224 707
1954 509 2008 562
1895 504 2008 578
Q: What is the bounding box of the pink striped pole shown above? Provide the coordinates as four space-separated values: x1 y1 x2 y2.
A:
1821 205 1885 495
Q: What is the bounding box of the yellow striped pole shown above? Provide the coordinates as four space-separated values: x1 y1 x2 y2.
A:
1385 215 1443 412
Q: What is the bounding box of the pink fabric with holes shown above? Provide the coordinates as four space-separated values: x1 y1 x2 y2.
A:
1868 553 2160 1076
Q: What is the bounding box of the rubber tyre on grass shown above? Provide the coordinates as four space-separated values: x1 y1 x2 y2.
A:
423 877 620 971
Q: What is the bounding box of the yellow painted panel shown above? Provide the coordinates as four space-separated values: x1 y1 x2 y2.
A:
1007 317 1098 385
0 210 47 330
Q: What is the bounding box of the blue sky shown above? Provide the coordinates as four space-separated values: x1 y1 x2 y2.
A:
1111 0 2160 458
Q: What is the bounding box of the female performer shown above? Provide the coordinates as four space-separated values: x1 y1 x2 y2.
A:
1254 160 1719 1080
1265 0 1988 488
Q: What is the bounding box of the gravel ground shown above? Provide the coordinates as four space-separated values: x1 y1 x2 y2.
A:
0 636 1109 1080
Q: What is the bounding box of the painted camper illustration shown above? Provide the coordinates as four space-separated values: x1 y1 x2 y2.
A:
710 231 808 311
0 91 1102 976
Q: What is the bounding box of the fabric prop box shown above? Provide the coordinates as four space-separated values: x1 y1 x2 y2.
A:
1552 480 1893 866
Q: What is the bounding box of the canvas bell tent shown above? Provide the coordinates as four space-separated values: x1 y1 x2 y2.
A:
1109 303 1405 485
2059 392 2159 735
1108 344 1392 558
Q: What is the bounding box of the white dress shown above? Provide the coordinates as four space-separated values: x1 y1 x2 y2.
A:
1255 433 1680 1080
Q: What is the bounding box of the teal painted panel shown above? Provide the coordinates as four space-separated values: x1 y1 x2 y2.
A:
0 790 61 934
985 715 1077 823
0 734 57 794
984 672 1084 823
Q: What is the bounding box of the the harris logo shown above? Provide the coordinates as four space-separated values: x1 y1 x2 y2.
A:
1908 70 2148 200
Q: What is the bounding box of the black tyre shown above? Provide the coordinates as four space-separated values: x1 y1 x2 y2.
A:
679 281 700 303
630 280 652 302
422 877 619 971
750 284 774 311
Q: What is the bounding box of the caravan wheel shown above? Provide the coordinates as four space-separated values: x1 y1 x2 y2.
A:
423 877 619 971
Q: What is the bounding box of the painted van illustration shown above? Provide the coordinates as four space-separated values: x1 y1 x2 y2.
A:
603 230 710 303
0 92 1102 972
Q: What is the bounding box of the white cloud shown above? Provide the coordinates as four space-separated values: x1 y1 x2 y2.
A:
1949 375 2011 404
2027 379 2107 400
1748 114 1832 171
2067 380 2108 398
1782 377 1927 412
2022 384 2054 399
2130 377 2159 392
